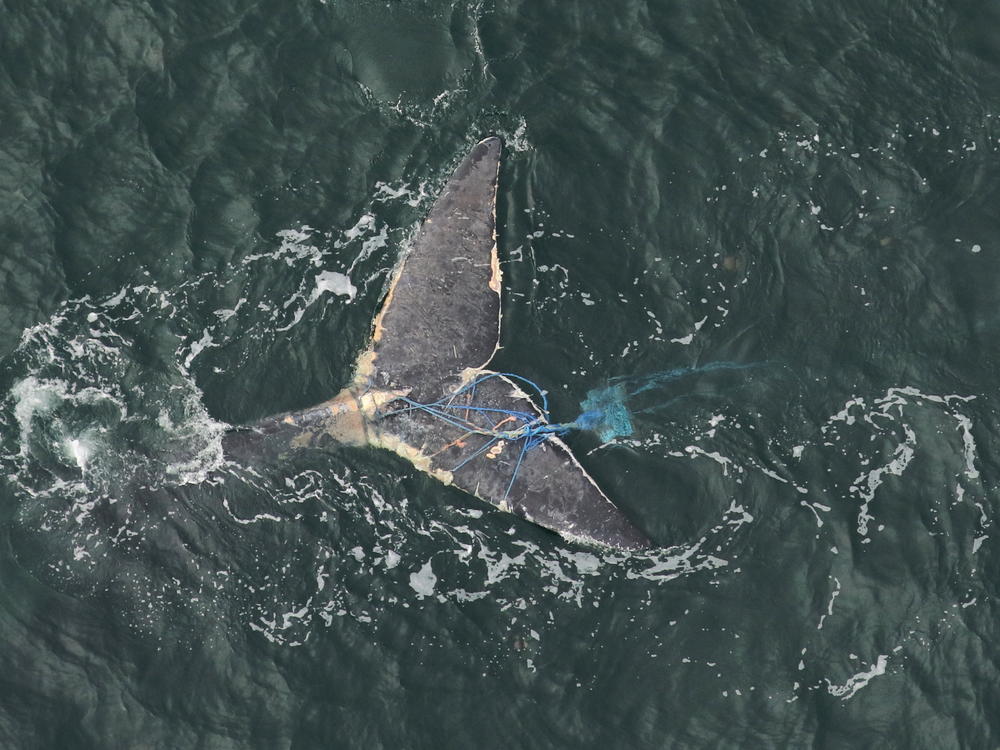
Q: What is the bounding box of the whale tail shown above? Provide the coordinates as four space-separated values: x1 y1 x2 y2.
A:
226 137 652 551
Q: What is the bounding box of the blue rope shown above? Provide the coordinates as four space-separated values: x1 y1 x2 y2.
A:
376 371 573 500
504 438 531 502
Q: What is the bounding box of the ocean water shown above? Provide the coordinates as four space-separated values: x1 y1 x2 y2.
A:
2 0 999 747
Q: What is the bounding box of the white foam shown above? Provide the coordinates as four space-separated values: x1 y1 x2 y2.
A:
409 560 437 597
817 577 841 630
312 271 357 302
852 426 916 536
825 655 888 699
66 438 92 472
372 184 429 208
182 330 215 370
953 414 980 479
685 445 731 474
508 117 530 152
724 501 754 527
245 226 323 266
11 377 62 452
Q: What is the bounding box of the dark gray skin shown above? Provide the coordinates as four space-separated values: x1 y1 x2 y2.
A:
224 137 653 551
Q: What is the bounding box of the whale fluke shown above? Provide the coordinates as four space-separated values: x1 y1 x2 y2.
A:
226 137 652 551
361 136 503 402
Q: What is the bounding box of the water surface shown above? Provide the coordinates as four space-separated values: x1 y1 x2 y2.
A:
1 0 999 747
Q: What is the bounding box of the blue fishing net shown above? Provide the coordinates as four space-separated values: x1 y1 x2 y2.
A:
572 362 767 442
576 384 635 442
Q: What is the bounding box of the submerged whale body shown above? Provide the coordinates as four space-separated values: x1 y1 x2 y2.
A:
224 137 652 551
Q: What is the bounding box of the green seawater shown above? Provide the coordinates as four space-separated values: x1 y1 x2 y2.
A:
2 0 999 747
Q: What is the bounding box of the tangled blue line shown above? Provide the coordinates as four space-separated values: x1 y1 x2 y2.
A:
377 372 576 500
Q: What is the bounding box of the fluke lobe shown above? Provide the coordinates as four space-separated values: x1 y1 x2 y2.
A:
224 137 653 551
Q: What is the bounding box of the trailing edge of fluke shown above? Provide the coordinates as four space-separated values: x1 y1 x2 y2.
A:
223 137 653 551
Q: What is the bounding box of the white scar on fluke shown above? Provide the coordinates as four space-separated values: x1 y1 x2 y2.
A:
224 137 652 551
